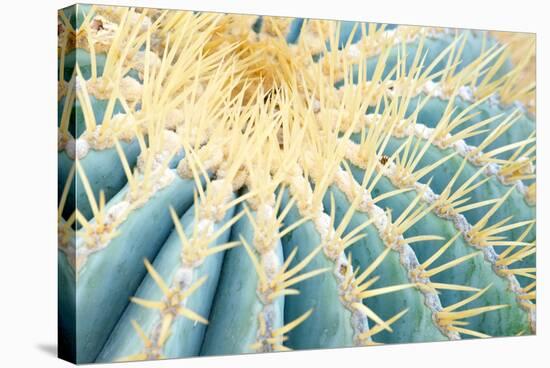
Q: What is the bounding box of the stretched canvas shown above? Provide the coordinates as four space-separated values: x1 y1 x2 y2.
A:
57 3 536 364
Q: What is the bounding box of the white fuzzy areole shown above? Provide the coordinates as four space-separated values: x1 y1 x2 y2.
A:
173 267 194 290
105 201 131 224
58 130 72 152
261 250 281 281
65 138 90 160
347 44 361 59
165 108 185 130
177 142 224 180
74 200 133 270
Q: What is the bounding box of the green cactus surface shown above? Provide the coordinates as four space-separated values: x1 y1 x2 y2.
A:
58 4 536 364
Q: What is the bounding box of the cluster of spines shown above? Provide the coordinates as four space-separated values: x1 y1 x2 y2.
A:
58 5 536 363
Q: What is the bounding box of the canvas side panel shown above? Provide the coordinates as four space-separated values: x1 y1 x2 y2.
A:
58 4 77 364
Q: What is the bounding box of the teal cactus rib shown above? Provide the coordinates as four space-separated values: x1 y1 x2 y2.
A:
64 49 107 83
279 190 355 349
58 142 141 221
335 21 362 48
286 18 305 44
58 152 76 220
59 40 141 139
58 50 144 219
76 55 142 92
98 196 236 362
329 167 461 340
58 175 77 361
74 172 197 363
411 141 531 239
64 49 141 84
381 152 536 301
58 250 76 362
344 126 534 328
405 93 535 156
387 135 533 247
368 34 457 80
355 30 511 82
200 205 285 355
277 167 403 347
324 185 448 343
162 196 238 358
336 22 396 48
347 125 534 244
72 94 127 138
349 165 533 336
61 4 92 34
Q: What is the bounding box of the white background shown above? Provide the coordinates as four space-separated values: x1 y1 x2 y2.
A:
0 0 546 366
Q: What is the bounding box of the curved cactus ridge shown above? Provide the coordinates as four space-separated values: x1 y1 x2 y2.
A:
279 188 356 349
57 4 536 364
74 172 198 363
324 185 449 343
200 204 287 355
98 196 239 362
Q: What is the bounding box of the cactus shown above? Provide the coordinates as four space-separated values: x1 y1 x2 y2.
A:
58 4 536 364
